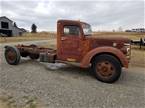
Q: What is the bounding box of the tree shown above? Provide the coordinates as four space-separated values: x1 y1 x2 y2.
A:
112 29 115 32
31 24 37 33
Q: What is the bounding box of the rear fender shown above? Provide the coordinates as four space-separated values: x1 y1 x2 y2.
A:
80 46 128 68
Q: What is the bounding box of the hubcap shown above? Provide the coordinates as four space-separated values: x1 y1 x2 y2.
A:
96 61 115 78
7 50 16 61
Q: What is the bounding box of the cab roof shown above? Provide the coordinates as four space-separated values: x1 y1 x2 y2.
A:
57 19 90 26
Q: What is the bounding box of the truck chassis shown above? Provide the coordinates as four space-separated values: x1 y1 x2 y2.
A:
4 19 131 83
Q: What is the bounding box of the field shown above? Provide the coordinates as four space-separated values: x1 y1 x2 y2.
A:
0 32 56 43
0 32 145 68
0 32 145 43
93 32 145 40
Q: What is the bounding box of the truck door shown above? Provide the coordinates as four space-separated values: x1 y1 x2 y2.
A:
59 25 82 62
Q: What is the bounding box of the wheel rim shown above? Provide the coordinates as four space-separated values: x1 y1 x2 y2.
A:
96 60 115 78
7 50 16 62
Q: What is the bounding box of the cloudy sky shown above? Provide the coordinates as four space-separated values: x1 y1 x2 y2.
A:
0 0 144 31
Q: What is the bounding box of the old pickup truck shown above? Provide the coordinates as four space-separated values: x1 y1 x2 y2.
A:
4 20 131 83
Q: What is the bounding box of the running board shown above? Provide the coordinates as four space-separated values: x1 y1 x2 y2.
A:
55 60 80 67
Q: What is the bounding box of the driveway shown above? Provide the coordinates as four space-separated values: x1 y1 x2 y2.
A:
0 40 145 108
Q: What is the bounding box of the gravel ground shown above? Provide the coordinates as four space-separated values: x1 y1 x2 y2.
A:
0 41 145 108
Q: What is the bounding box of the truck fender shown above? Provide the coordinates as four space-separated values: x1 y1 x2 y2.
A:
80 46 128 68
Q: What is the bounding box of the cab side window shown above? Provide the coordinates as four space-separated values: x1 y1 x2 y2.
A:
64 25 80 36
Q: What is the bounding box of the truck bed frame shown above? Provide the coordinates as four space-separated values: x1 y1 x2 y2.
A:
16 44 57 62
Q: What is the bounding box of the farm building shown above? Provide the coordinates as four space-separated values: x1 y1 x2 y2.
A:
125 28 145 33
0 16 27 36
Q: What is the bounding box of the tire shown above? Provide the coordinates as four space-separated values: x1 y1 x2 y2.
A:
92 54 121 83
5 46 21 65
29 54 39 60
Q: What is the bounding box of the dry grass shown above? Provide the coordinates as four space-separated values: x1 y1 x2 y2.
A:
93 32 145 40
0 95 39 108
0 32 56 43
0 100 9 108
0 32 145 43
130 46 145 67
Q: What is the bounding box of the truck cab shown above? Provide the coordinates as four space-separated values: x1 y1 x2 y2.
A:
57 20 91 62
4 19 131 83
57 20 130 67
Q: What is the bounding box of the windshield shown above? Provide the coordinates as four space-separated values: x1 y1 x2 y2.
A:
82 23 92 36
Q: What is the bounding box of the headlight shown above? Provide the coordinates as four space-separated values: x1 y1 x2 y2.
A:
113 42 117 47
126 47 131 56
124 43 131 60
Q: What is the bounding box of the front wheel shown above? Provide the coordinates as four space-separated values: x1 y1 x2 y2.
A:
92 54 121 83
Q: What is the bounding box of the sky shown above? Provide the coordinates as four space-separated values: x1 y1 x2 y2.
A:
0 0 144 32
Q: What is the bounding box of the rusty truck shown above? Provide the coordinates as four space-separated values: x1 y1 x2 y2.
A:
4 20 131 83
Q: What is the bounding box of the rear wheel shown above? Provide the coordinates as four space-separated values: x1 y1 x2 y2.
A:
92 54 121 83
5 46 21 65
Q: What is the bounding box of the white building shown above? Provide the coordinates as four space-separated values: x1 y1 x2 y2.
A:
132 28 145 33
126 28 145 33
0 16 27 36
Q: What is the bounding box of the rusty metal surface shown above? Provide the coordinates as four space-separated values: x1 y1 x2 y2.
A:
96 60 115 78
80 46 129 68
14 20 130 68
56 20 130 68
16 44 56 54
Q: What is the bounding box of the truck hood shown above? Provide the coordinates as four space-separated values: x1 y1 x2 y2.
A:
87 36 130 49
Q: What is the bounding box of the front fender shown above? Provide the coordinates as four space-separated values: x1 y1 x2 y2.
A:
80 46 128 68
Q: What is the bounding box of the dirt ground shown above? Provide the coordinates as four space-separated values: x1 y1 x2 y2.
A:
0 40 145 108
